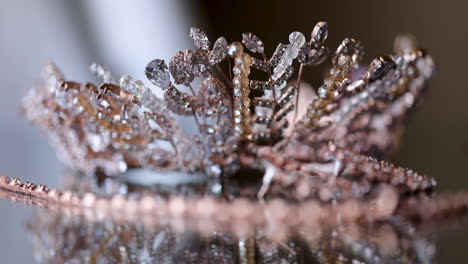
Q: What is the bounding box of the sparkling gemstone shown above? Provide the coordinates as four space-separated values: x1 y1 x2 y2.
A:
311 22 328 44
169 50 209 85
318 86 328 98
242 32 264 53
206 126 215 134
272 32 305 80
133 80 146 98
210 183 222 194
270 43 287 66
117 160 128 172
119 74 132 89
145 59 171 89
139 88 155 105
289 31 306 48
119 74 145 98
86 133 107 152
368 56 396 81
227 42 243 57
190 27 210 50
99 99 110 109
297 45 329 66
210 37 228 64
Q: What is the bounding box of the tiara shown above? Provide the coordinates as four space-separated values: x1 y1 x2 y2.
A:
20 22 436 202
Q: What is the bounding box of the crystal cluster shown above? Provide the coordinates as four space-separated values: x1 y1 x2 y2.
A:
23 22 436 201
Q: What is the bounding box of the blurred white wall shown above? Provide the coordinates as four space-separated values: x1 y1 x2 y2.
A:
0 1 201 262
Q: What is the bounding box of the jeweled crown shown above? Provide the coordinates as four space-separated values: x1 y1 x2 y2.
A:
22 22 435 201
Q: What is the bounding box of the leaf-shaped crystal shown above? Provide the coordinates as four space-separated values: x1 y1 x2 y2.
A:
242 32 264 53
297 45 329 66
145 59 171 90
169 50 209 85
209 37 228 64
190 27 210 50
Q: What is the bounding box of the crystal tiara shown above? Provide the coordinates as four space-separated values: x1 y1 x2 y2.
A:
21 22 435 201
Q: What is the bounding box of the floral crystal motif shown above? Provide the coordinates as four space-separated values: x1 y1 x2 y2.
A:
22 22 436 202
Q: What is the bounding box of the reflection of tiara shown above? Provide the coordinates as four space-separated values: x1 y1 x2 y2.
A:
21 22 435 201
28 206 436 263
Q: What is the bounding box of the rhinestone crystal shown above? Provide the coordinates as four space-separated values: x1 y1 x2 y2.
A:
311 22 329 45
297 45 329 66
190 27 210 50
272 32 305 80
169 50 210 85
145 59 171 89
210 37 228 64
242 32 264 53
119 74 145 98
289 31 306 48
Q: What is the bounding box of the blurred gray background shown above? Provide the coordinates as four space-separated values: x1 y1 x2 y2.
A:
0 0 467 262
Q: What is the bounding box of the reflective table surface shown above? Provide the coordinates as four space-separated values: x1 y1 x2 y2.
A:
2 172 468 264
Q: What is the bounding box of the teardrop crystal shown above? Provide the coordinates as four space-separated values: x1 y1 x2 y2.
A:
145 59 171 90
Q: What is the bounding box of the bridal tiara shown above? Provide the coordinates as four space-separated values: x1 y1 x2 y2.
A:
19 22 435 203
